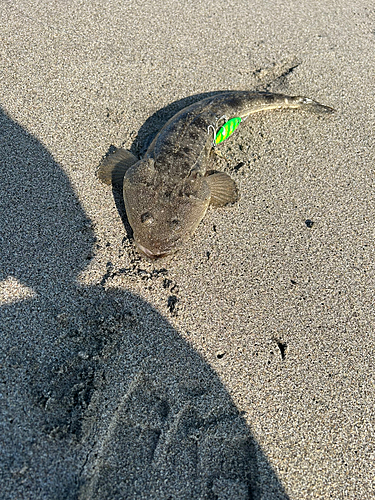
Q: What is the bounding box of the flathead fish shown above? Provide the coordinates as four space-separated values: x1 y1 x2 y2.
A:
98 91 333 258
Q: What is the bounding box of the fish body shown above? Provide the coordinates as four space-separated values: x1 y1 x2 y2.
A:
98 91 334 258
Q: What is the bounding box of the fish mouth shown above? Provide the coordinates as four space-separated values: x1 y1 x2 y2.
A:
135 241 172 259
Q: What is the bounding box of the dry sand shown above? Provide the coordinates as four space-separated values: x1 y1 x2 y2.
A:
1 1 374 498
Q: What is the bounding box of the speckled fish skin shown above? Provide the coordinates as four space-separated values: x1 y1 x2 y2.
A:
101 91 334 259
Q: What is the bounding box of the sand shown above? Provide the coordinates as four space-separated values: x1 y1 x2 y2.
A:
1 1 374 498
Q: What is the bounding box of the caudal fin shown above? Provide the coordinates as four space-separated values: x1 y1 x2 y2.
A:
236 92 335 120
292 96 335 114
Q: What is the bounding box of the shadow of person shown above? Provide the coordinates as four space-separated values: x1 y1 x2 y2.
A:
0 106 289 499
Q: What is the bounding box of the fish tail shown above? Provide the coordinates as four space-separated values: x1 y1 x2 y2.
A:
238 93 335 119
286 96 335 114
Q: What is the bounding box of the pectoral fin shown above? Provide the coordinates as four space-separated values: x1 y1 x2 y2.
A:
97 148 139 186
206 172 239 207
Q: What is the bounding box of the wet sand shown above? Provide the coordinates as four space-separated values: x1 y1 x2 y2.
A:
1 1 374 498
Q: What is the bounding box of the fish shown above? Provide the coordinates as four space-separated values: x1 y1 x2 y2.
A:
97 91 334 259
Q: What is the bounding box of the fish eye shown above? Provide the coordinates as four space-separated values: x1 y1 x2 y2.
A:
189 169 202 180
141 212 154 224
170 219 181 230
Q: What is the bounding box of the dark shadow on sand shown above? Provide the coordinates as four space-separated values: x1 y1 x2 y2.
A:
0 106 289 499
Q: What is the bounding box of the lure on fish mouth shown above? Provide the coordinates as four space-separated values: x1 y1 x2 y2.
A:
97 91 334 259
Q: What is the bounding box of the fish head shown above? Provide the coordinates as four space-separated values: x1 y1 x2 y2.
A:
123 159 211 258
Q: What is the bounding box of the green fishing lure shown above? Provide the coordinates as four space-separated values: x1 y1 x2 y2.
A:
215 117 242 144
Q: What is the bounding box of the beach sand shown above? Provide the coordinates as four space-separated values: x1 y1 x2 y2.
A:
1 1 374 498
